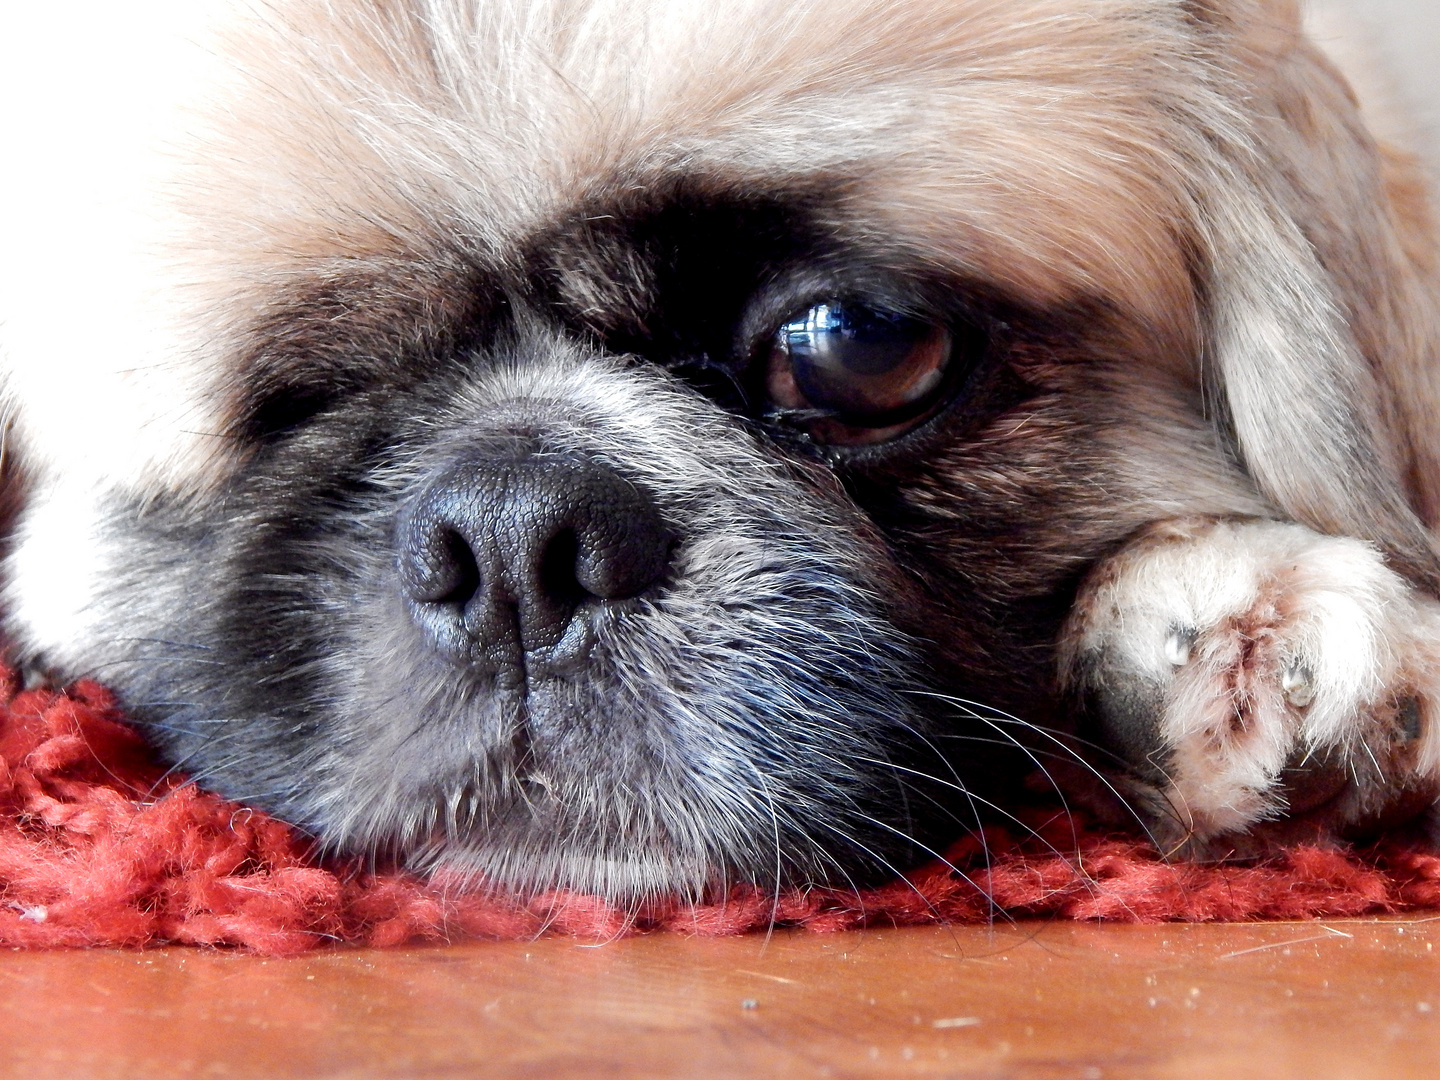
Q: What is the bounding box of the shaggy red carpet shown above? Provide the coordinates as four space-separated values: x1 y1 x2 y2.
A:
3 671 1440 955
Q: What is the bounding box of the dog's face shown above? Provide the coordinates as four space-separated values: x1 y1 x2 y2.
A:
4 0 1438 898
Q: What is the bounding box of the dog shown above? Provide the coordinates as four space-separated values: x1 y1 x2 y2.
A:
2 0 1439 902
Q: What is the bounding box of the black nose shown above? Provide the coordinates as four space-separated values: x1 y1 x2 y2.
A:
398 453 672 670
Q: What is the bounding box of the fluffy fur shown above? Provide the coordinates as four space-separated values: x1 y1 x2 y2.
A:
2 0 1439 901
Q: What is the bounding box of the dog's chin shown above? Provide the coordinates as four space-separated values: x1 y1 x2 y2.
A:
319 728 958 902
366 773 950 902
424 846 722 905
413 827 948 903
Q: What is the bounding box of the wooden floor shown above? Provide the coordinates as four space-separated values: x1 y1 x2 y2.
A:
2 919 1439 1079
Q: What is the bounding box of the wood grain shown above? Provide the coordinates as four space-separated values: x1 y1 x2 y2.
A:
3 919 1439 1078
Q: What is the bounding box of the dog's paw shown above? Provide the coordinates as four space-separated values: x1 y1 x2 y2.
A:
1060 517 1440 849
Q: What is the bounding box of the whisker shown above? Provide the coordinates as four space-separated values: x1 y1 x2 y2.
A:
812 813 1016 929
912 691 1174 851
741 765 787 948
846 755 1097 884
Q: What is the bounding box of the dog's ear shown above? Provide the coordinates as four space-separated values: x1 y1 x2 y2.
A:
1189 0 1440 590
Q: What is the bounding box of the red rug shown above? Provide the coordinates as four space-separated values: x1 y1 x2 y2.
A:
3 671 1439 955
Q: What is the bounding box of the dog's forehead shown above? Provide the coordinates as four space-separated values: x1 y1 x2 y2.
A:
224 0 1202 300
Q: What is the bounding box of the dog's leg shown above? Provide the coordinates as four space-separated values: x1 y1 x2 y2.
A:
1060 517 1440 852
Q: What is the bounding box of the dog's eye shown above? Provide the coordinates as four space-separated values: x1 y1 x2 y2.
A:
765 302 954 444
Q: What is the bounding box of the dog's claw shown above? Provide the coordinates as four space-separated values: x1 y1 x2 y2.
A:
1164 627 1195 667
1281 663 1315 708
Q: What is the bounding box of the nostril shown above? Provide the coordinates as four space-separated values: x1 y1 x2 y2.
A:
403 524 481 606
538 527 585 605
573 501 670 601
429 528 482 605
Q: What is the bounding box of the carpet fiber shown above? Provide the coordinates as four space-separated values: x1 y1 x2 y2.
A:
3 672 1440 955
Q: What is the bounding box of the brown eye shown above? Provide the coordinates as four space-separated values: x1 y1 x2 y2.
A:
766 302 954 442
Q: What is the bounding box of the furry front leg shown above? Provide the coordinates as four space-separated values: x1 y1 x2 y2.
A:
1060 518 1440 852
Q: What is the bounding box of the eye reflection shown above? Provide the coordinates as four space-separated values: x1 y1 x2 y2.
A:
766 301 953 438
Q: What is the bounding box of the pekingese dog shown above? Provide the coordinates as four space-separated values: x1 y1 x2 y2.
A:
2 0 1439 901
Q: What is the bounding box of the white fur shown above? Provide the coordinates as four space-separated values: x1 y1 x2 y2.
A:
0 1 245 494
3 482 117 674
